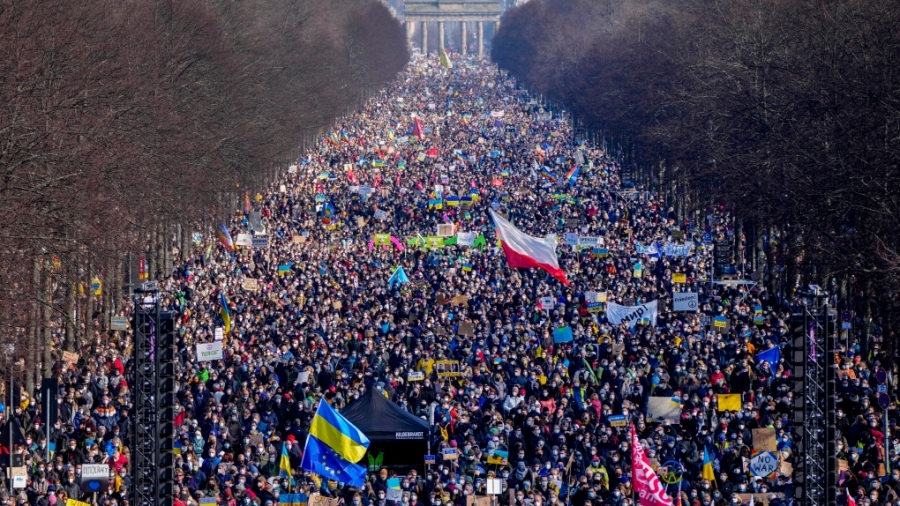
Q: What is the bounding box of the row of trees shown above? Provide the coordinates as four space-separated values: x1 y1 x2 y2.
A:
493 0 900 349
0 0 409 394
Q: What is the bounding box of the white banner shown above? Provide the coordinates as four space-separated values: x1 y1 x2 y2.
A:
235 233 252 247
673 292 699 312
578 236 601 246
606 300 659 327
196 341 224 362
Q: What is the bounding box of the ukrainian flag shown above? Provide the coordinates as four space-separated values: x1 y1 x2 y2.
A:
309 400 370 463
280 441 292 480
219 293 231 335
702 447 716 483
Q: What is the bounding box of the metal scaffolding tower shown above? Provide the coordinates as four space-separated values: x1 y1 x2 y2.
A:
792 287 836 506
130 282 176 506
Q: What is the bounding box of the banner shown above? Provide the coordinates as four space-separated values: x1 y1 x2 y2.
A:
606 300 659 327
630 425 674 506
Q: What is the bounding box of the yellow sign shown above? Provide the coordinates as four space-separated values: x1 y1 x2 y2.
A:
67 500 92 506
91 278 102 296
374 233 391 246
672 273 686 284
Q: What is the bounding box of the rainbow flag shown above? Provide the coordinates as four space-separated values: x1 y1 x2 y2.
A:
340 130 350 144
540 166 558 182
216 224 234 251
326 132 340 146
243 193 252 214
566 165 581 185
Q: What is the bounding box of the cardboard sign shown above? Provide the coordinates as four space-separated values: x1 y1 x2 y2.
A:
308 495 339 506
292 235 306 244
242 279 260 292
734 494 775 506
457 322 475 336
333 301 342 310
565 218 580 228
436 294 448 305
751 428 777 452
62 351 80 364
437 224 455 237
357 217 367 228
451 295 469 306
436 360 461 377
424 455 436 465
441 448 459 461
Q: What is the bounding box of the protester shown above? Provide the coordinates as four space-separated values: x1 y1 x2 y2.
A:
3 53 894 506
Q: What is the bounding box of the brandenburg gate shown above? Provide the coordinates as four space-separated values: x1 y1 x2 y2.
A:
403 0 503 57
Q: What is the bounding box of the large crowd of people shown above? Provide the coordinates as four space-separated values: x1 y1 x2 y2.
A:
3 54 895 506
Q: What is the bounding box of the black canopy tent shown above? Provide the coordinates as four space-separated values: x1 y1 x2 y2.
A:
342 389 431 471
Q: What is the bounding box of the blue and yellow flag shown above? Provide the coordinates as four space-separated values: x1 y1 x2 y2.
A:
219 293 231 335
280 441 292 480
300 435 367 487
309 400 370 463
702 446 716 483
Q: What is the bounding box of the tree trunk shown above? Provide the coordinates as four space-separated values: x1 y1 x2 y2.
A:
43 261 54 379
65 265 76 352
27 257 40 396
85 258 94 348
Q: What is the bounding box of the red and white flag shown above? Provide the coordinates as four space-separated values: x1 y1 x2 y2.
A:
489 210 569 286
846 489 857 506
631 424 673 506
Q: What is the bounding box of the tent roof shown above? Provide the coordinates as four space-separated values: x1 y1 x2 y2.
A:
342 389 430 441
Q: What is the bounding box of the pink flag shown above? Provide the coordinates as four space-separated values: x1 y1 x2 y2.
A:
631 424 673 506
412 118 424 140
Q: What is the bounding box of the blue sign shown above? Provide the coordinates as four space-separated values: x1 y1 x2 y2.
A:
703 232 712 244
607 414 627 427
424 455 436 465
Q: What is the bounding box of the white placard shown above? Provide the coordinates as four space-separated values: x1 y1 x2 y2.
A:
456 232 475 246
81 464 110 479
673 292 699 312
288 165 298 174
577 236 600 246
110 317 128 331
487 479 503 495
749 452 778 477
374 209 389 221
196 341 224 363
539 297 555 310
235 233 253 247
214 327 224 341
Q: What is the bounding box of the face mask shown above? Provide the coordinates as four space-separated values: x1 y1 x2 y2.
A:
354 501 361 506
378 494 385 500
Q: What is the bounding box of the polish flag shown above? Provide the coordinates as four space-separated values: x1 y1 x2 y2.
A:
846 489 857 506
631 424 673 506
489 209 569 286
